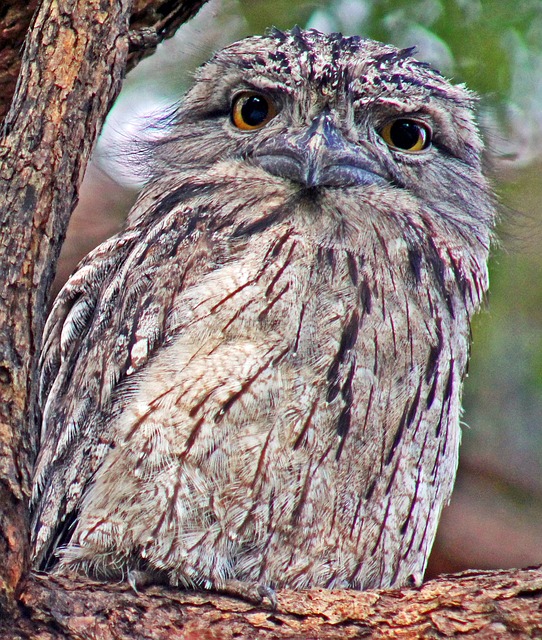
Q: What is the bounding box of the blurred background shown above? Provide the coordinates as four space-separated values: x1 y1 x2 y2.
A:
57 0 542 578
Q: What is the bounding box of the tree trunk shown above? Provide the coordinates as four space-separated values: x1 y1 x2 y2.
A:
0 0 207 613
0 1 540 637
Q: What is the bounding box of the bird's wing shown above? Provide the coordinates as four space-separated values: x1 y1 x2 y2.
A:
32 187 220 567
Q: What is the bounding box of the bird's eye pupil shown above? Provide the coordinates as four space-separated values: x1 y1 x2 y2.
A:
380 119 431 152
390 121 421 148
241 96 269 127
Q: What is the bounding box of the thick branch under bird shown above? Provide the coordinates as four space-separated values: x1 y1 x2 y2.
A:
31 28 495 596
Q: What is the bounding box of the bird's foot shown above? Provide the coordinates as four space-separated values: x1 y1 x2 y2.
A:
127 568 170 592
216 579 278 609
127 570 277 608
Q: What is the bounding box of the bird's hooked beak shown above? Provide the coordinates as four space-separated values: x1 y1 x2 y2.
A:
252 111 386 189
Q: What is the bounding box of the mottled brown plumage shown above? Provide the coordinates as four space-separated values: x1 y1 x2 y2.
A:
31 28 494 593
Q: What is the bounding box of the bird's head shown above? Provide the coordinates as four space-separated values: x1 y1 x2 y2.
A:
147 27 494 251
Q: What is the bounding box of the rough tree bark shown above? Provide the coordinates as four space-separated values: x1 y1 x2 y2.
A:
0 0 208 122
0 1 540 638
1 566 540 639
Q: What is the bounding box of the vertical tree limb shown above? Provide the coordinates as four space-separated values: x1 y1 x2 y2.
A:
0 0 208 123
0 0 209 614
0 0 133 609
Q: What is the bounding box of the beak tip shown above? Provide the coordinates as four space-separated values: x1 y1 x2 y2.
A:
253 152 384 189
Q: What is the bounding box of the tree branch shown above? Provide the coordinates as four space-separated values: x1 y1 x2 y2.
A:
1 567 539 638
127 0 208 67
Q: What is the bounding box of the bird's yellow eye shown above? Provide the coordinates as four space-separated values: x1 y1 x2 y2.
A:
231 92 277 130
380 119 431 152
